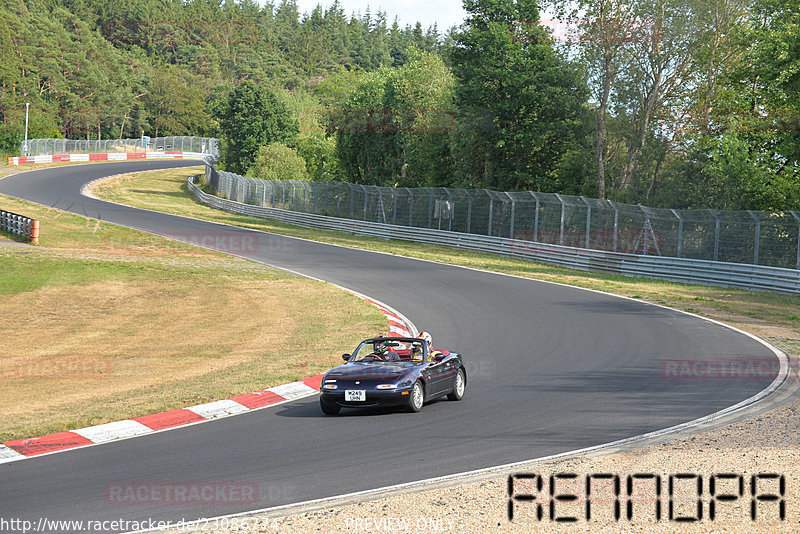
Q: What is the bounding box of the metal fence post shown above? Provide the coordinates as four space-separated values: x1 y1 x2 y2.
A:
709 209 721 261
671 209 683 258
426 188 434 228
375 185 386 223
580 196 591 249
608 200 619 252
392 189 398 225
555 194 566 246
530 192 540 242
406 188 414 226
747 210 761 265
312 183 317 214
505 192 516 238
445 189 453 232
360 185 369 220
465 191 473 234
486 190 493 236
270 181 275 207
792 211 800 270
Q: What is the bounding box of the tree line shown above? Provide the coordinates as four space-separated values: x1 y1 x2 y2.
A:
1 0 439 148
2 0 798 211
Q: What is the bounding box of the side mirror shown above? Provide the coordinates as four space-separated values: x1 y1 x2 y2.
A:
434 353 446 362
342 354 351 362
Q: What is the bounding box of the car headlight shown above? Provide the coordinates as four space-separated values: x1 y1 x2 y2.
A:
398 380 412 388
322 381 338 390
376 384 397 390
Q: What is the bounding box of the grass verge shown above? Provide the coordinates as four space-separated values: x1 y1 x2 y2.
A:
0 192 386 442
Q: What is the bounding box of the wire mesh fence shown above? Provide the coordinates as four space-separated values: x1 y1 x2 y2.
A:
203 166 800 270
22 137 220 158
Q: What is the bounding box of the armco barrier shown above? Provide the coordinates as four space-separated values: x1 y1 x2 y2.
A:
8 152 208 166
0 210 38 244
187 177 800 295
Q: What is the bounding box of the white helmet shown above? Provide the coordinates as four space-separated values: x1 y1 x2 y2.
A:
417 331 433 348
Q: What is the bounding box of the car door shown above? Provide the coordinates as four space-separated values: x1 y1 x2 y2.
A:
436 354 458 394
426 353 453 396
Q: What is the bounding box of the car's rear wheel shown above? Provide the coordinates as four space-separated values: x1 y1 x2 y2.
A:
320 398 340 415
447 368 466 401
406 380 424 412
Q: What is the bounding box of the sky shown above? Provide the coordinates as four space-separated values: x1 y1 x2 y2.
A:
293 0 468 31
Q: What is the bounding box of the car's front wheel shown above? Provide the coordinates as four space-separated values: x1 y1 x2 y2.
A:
320 398 340 415
406 381 425 413
447 368 466 401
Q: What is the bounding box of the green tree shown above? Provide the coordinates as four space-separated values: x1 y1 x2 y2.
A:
382 49 455 186
328 70 393 184
448 0 589 191
296 133 341 181
749 0 800 175
248 142 309 181
143 65 211 137
216 81 298 173
327 51 454 186
555 0 637 198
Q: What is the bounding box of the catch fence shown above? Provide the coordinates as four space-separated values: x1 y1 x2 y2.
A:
203 166 800 270
22 137 219 158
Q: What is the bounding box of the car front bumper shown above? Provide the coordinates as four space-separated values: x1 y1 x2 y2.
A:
320 388 414 408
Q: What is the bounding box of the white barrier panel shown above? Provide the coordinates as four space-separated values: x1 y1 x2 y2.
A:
8 152 209 166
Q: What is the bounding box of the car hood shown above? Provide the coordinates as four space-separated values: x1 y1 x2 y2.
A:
325 362 418 382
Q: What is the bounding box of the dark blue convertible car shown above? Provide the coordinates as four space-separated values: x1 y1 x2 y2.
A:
319 335 466 414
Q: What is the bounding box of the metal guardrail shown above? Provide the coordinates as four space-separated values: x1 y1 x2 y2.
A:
187 176 800 295
0 210 39 244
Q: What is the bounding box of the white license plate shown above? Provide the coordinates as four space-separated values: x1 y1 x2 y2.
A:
345 390 366 402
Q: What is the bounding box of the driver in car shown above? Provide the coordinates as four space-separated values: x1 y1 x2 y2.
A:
416 331 442 362
372 338 400 361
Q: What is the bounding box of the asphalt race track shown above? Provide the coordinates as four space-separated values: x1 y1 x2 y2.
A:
0 161 779 532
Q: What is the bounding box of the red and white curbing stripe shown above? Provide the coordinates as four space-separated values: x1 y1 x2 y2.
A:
7 152 206 166
0 300 415 463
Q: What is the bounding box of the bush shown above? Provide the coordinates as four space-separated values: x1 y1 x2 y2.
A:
248 143 309 182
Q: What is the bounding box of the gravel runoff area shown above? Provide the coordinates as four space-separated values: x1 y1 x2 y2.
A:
170 338 799 534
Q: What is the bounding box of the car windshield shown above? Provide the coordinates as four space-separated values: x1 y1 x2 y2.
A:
348 338 427 363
